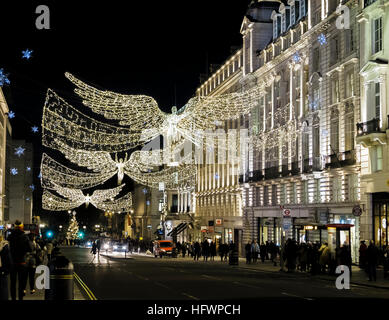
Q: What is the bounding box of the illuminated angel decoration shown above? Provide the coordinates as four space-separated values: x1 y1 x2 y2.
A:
48 138 194 187
64 73 260 149
43 184 125 210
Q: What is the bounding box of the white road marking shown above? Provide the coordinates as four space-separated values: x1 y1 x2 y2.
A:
281 292 314 300
233 281 260 289
201 274 222 280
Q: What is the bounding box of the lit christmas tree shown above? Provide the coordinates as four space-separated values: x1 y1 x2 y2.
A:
66 211 79 240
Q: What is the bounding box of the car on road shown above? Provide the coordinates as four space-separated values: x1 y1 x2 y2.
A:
153 240 175 258
112 241 127 253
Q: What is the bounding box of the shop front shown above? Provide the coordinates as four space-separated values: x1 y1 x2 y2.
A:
372 192 389 247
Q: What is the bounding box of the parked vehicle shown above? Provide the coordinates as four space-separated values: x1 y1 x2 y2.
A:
112 241 127 252
153 240 174 258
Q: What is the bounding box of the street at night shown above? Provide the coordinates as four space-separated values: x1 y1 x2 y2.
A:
63 247 389 300
1 0 389 317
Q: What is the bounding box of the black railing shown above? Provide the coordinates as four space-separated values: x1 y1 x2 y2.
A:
291 161 300 175
312 156 323 171
303 158 312 173
326 154 340 169
340 150 357 167
364 0 378 8
265 166 280 180
281 164 290 177
239 170 264 183
356 118 381 136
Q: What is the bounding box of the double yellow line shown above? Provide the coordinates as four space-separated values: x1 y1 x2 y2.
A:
74 272 97 300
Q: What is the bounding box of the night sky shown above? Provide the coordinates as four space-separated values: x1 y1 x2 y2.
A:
0 0 250 228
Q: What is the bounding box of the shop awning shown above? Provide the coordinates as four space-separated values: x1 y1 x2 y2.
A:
167 223 188 237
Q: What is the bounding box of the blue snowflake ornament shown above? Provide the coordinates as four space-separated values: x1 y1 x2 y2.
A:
31 126 39 133
14 146 25 157
22 49 33 60
8 111 15 119
0 68 10 86
293 52 301 63
318 33 327 46
11 168 18 175
29 184 35 191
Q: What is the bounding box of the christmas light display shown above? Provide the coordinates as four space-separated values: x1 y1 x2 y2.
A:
96 191 133 212
14 146 25 157
42 89 144 152
22 49 33 60
43 184 125 211
41 153 117 189
66 211 79 240
0 68 10 86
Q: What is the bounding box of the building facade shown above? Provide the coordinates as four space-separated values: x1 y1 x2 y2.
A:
356 0 389 248
9 140 33 225
0 88 10 231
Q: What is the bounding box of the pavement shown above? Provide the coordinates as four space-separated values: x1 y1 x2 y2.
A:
63 247 389 300
100 250 389 290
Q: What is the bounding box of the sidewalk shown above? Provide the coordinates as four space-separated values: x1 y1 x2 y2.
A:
101 251 389 290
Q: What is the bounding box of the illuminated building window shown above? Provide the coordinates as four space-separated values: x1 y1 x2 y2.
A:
373 17 382 54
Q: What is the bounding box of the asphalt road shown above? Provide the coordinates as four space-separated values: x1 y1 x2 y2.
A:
62 247 389 301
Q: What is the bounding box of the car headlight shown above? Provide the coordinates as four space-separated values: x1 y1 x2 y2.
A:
160 249 166 252
104 244 109 249
113 245 118 249
87 242 91 246
122 246 126 250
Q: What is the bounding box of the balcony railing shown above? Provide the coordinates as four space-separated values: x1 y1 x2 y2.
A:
239 170 264 183
291 161 300 175
265 166 280 180
303 158 312 173
356 118 382 136
313 156 323 171
326 150 356 169
364 0 378 8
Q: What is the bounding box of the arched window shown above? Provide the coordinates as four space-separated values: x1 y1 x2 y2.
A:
302 121 310 160
312 116 320 169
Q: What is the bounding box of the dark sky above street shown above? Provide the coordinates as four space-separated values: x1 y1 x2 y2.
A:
0 0 249 223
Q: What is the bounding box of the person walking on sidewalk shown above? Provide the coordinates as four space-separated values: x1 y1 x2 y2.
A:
8 221 32 300
367 241 378 281
194 241 201 261
26 234 41 295
383 245 389 279
269 241 278 266
210 241 216 261
202 240 210 262
245 242 252 264
46 241 53 261
0 235 11 300
260 242 266 263
359 240 367 271
182 243 187 258
251 240 260 264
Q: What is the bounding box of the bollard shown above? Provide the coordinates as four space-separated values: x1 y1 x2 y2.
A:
45 253 74 300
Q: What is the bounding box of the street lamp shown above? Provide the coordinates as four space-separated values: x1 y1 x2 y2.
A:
59 225 63 229
39 224 45 228
83 226 86 229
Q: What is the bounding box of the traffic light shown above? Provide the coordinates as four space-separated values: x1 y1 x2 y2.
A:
46 230 54 238
78 231 85 239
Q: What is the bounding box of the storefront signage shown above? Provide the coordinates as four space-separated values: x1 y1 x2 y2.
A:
215 218 223 225
352 205 362 217
201 226 208 232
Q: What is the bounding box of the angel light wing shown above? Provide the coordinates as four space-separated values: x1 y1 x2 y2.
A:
42 89 143 152
54 185 86 203
51 139 118 173
178 86 261 132
42 190 84 211
65 72 167 129
90 184 125 204
41 153 117 189
93 191 133 212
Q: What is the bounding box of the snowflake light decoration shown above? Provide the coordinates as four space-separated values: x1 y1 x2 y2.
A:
142 188 148 194
22 49 33 60
146 200 150 206
11 168 18 175
0 68 10 86
14 146 25 157
318 33 327 45
292 52 301 63
31 126 39 133
38 172 42 179
26 166 31 171
29 184 35 191
8 111 15 119
215 173 219 180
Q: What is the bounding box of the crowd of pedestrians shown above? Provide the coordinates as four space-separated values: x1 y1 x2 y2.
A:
359 240 389 281
0 220 57 300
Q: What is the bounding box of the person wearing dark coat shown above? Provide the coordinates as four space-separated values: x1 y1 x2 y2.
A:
260 243 267 263
210 242 216 261
367 241 378 281
194 242 201 261
0 234 12 300
359 241 367 270
202 240 210 261
8 221 32 300
245 242 252 264
339 244 352 276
